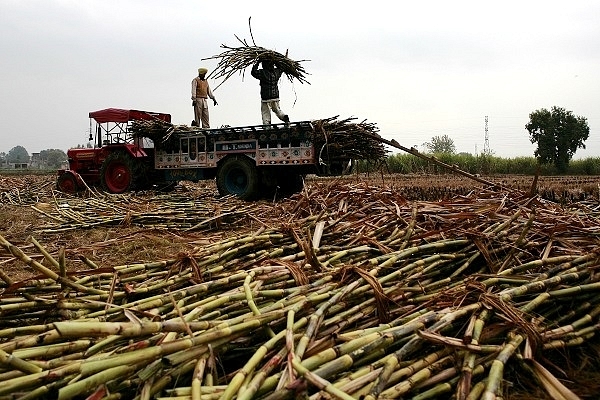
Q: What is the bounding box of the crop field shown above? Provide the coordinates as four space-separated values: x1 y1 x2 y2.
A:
0 172 599 399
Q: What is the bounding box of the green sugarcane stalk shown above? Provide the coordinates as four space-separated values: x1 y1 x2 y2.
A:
295 280 360 361
417 330 500 353
497 209 535 273
133 359 198 400
398 204 418 251
372 355 456 399
412 364 487 400
542 304 600 340
219 316 307 400
481 332 524 400
500 270 590 301
255 328 397 398
493 255 580 278
0 323 54 339
290 353 355 400
0 348 43 374
0 234 105 295
0 328 63 353
79 317 260 377
236 347 289 400
58 364 138 400
308 313 440 383
544 332 595 350
12 339 91 360
243 271 275 338
457 309 491 400
548 281 600 297
191 357 207 400
0 362 81 396
16 375 73 400
331 367 383 398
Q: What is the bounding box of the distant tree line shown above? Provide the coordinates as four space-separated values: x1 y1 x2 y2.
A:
0 146 67 169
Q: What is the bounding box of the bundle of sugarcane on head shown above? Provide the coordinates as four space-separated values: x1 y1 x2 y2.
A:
203 40 310 90
203 19 311 125
203 28 310 91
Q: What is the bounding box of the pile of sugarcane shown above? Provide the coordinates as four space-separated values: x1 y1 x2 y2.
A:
1 182 599 399
31 186 257 233
127 115 387 164
130 119 194 145
202 19 310 90
312 116 388 162
0 177 53 205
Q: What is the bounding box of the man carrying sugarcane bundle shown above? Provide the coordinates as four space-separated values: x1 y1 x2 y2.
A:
191 67 218 128
251 59 290 125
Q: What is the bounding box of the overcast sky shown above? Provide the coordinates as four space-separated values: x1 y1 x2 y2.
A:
1 0 599 159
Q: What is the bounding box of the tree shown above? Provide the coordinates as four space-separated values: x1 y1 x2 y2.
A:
424 134 456 154
39 149 68 169
525 106 589 172
6 146 29 164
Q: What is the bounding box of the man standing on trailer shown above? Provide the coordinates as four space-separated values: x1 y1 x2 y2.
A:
251 59 290 125
192 67 218 128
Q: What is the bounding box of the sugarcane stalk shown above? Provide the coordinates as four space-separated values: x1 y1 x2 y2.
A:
219 316 307 400
58 364 138 400
290 353 354 400
481 332 525 400
0 362 81 396
373 355 456 398
0 348 43 374
0 234 105 295
243 270 275 338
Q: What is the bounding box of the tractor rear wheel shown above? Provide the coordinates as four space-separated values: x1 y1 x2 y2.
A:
216 156 259 200
101 152 137 194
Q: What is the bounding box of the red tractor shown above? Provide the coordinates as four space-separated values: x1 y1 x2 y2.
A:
57 108 171 194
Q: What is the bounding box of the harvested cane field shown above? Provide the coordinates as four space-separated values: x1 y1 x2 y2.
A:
1 173 600 400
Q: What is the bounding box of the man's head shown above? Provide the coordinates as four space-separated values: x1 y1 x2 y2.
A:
198 67 208 77
262 60 274 71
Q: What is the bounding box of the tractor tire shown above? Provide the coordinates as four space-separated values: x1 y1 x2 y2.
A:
101 152 137 194
56 173 81 194
216 156 259 200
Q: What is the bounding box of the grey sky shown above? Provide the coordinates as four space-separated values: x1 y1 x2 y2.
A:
1 0 599 159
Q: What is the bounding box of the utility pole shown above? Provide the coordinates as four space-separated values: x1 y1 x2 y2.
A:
483 116 490 155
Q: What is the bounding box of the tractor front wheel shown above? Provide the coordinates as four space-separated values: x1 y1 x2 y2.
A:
56 173 81 194
101 152 136 194
216 156 259 200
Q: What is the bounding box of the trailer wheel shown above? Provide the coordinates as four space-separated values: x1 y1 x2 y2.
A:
216 156 259 200
56 173 80 194
101 152 136 194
